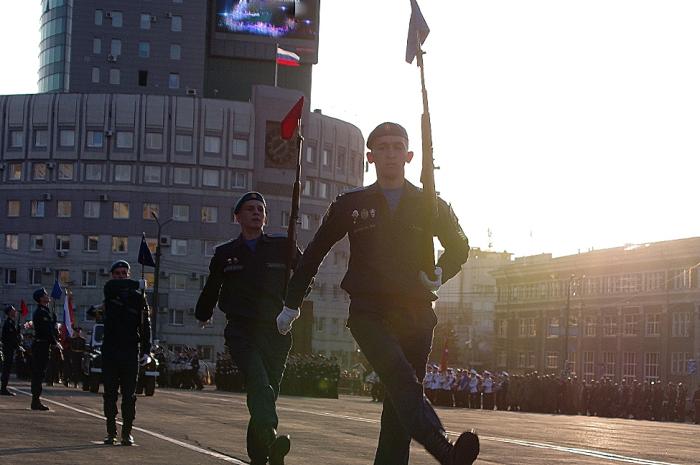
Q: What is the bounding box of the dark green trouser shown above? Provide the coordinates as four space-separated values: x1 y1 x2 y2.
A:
225 318 292 463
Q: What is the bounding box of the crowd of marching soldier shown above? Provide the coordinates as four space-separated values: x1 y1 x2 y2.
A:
422 366 699 423
214 351 341 398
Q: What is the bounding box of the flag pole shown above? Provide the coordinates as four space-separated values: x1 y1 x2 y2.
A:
274 43 279 87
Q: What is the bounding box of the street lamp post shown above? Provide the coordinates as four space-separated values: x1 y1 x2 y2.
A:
151 212 173 340
563 274 584 376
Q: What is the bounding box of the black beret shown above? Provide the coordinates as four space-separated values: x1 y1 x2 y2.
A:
110 260 131 272
4 305 15 315
33 288 49 303
366 122 408 149
234 191 267 214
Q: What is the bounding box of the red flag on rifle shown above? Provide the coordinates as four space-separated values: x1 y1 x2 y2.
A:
280 96 304 140
20 299 29 318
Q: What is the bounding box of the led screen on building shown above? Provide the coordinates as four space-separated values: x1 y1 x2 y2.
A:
215 0 318 42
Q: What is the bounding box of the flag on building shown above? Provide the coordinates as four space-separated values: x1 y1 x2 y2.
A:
20 299 29 319
406 0 430 64
276 46 300 67
138 232 156 267
63 292 75 337
280 96 305 140
51 279 63 300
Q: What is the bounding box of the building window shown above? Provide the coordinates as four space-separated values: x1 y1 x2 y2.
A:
31 200 46 218
81 270 97 287
602 315 617 337
203 240 217 257
144 166 161 183
143 203 159 220
583 316 596 337
204 136 221 154
302 179 313 196
55 235 70 251
231 171 247 189
173 204 189 221
171 16 182 32
301 213 310 230
29 268 42 285
671 352 691 375
518 317 536 337
7 200 20 217
140 13 151 29
202 169 220 187
175 134 192 153
56 269 71 285
305 146 316 163
114 165 132 182
622 352 636 382
496 319 507 338
57 201 72 218
83 201 100 218
602 352 616 378
4 234 18 250
546 317 559 337
623 313 639 336
87 131 104 148
169 73 180 89
336 149 346 174
201 206 218 223
8 163 22 181
85 165 103 182
30 234 44 251
138 41 150 58
95 9 103 25
170 44 181 60
318 181 329 199
197 345 214 361
645 314 661 336
109 68 120 85
281 211 290 228
173 167 191 185
170 274 186 291
33 163 48 180
672 312 690 337
145 132 162 150
9 130 23 148
110 39 122 57
91 67 100 83
84 235 99 252
322 149 331 167
232 138 248 157
93 38 101 54
545 352 559 369
643 352 659 381
111 236 128 253
111 11 123 27
171 239 187 256
583 351 595 380
116 132 134 150
4 269 17 285
58 163 74 180
34 130 49 148
112 202 130 219
169 308 184 325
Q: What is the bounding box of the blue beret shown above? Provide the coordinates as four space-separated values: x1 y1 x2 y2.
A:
110 260 130 272
367 122 408 149
4 305 15 315
33 288 48 303
234 191 267 214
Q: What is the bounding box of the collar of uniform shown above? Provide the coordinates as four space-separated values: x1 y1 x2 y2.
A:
233 233 269 246
366 180 422 197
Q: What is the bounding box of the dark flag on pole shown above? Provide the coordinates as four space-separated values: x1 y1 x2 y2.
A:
138 232 156 267
280 96 305 140
51 279 63 300
406 0 430 64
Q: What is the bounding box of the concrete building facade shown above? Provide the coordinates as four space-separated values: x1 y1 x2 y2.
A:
491 238 700 385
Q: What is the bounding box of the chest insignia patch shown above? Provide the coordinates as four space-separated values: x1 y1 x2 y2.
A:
360 209 369 220
351 210 359 224
370 208 376 218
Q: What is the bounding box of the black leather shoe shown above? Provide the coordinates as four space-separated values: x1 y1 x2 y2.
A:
103 435 117 445
121 435 134 446
0 389 15 396
451 431 480 465
31 402 50 411
269 435 291 465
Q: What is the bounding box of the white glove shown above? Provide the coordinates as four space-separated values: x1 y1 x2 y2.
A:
276 306 300 335
53 342 63 351
419 267 443 292
139 354 152 366
139 278 148 290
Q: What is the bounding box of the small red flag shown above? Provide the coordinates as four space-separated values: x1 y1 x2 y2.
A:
439 337 449 372
20 299 29 318
280 96 304 140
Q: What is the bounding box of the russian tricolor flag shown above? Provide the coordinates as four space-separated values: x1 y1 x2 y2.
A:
276 46 300 67
63 292 75 337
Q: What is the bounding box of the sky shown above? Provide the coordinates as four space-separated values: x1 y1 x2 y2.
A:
1 1 698 258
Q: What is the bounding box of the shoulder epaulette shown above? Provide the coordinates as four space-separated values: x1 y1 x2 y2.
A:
266 233 288 239
337 185 368 198
214 239 236 251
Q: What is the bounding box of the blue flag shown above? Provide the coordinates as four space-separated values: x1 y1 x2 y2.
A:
406 0 430 64
138 232 156 267
51 279 63 299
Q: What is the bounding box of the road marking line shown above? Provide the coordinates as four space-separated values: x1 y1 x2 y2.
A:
161 389 681 465
11 388 246 465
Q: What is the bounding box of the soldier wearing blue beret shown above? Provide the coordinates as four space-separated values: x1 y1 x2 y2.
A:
30 288 59 410
196 191 300 465
278 122 478 465
1 305 22 396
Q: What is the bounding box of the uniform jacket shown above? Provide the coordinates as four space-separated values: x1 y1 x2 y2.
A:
102 279 152 358
32 305 58 344
1 318 21 350
195 233 301 322
285 181 470 309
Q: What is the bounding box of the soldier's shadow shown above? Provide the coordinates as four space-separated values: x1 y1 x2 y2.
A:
0 444 104 456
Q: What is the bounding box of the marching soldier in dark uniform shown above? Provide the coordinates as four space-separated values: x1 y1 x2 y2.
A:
196 192 300 465
69 328 86 388
101 260 152 446
278 122 478 465
31 288 60 410
1 305 22 395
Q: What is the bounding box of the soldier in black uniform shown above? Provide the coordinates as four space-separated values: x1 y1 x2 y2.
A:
31 288 60 410
1 305 22 395
101 260 152 446
68 328 86 388
278 122 478 465
196 191 299 465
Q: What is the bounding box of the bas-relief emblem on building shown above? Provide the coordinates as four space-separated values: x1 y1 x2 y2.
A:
264 120 297 169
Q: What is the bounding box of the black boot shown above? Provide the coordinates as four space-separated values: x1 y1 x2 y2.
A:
0 388 15 396
31 397 50 411
103 417 117 445
269 434 291 465
451 431 480 465
121 421 134 446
